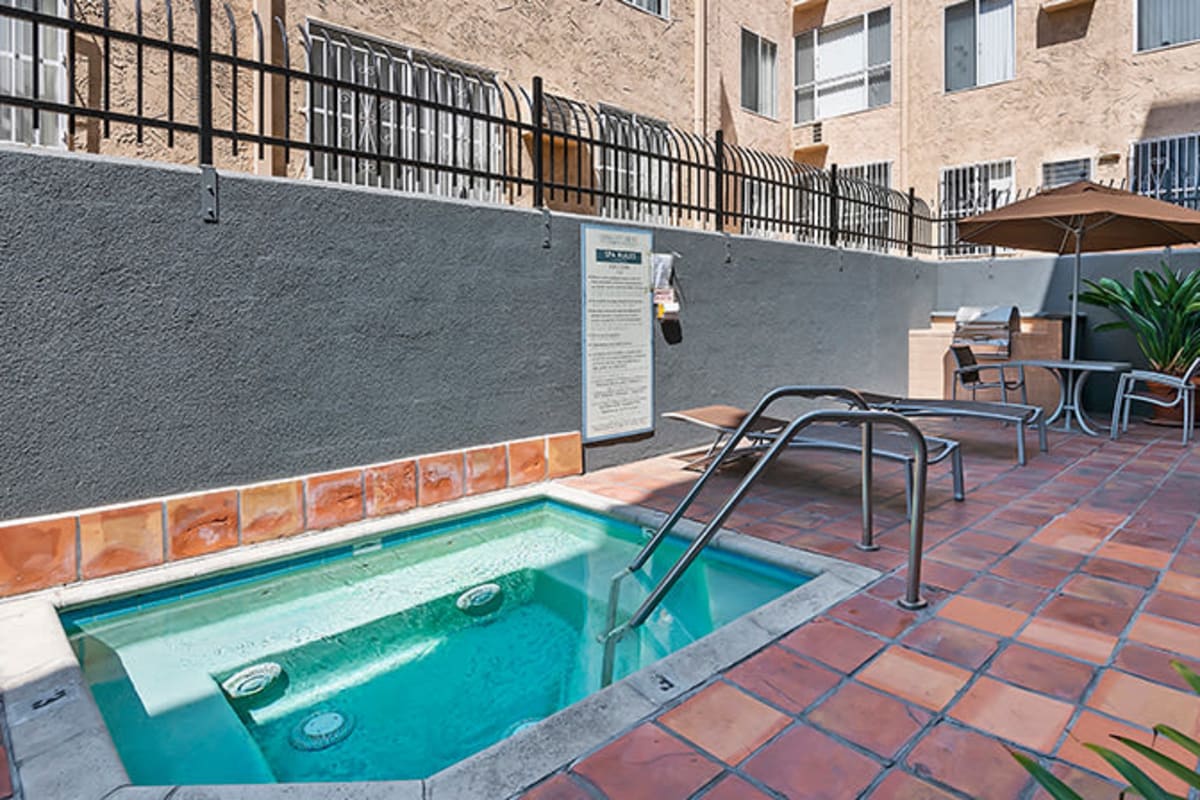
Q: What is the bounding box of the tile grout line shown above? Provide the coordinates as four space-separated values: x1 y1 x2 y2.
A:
649 715 788 800
301 477 309 533
653 608 962 795
554 425 1187 799
160 501 168 563
73 515 82 583
552 595 896 799
359 468 367 521
1033 438 1197 763
924 439 1182 772
709 428 1182 796
915 435 1197 797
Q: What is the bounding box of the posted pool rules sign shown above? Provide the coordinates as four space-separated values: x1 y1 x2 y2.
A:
581 224 654 442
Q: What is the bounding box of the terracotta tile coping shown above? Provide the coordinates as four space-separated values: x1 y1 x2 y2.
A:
0 432 583 598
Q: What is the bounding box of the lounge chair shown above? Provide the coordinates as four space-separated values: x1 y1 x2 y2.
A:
856 391 1048 465
662 404 964 514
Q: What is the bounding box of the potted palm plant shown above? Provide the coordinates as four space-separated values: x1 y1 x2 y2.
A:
1079 264 1200 426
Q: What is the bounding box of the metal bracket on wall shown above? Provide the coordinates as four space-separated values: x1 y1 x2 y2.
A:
541 207 551 249
723 232 732 264
200 166 219 223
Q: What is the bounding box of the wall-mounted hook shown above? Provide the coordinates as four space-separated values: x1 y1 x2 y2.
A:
200 165 219 223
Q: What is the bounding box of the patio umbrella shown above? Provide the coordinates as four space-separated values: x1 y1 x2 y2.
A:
954 180 1200 360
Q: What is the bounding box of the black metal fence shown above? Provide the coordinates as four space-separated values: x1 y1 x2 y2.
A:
0 0 941 254
934 178 1132 257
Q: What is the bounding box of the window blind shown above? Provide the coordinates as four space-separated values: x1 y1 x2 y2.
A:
977 0 1014 86
944 0 1012 91
1138 0 1200 51
1042 158 1091 188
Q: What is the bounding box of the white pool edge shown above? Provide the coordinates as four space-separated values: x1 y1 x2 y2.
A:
0 482 880 800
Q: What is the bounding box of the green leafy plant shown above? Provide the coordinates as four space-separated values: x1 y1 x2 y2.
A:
1013 660 1200 799
1079 264 1200 376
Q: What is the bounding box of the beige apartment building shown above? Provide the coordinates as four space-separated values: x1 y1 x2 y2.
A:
3 0 1200 230
793 0 1200 223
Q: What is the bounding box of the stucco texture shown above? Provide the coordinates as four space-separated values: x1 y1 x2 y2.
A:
0 145 934 520
792 0 1200 201
704 0 793 152
904 0 1200 200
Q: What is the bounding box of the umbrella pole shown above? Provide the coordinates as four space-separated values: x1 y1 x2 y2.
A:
1070 230 1082 362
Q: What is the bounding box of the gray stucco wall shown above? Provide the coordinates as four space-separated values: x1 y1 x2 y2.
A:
0 146 935 520
935 248 1200 408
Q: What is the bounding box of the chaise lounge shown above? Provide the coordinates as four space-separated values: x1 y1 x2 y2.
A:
856 391 1048 465
662 401 965 515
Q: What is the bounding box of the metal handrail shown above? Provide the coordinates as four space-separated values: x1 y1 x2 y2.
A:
597 387 873 676
632 386 871 569
598 405 931 687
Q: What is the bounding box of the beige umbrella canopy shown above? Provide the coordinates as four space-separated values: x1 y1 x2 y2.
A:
955 180 1200 360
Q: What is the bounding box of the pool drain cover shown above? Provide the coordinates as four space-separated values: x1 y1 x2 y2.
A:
456 583 503 617
290 710 355 751
221 662 283 700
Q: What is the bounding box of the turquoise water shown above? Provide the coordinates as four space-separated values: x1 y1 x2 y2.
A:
63 499 809 783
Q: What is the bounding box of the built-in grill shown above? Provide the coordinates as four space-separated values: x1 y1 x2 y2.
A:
952 306 1020 359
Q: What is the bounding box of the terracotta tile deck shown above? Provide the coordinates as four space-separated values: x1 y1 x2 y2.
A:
526 418 1200 799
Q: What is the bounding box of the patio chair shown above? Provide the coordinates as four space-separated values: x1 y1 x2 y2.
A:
662 404 964 517
950 345 1028 405
1110 357 1200 445
856 391 1048 465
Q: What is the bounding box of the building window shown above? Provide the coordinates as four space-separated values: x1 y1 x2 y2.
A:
1131 132 1200 209
840 161 893 250
307 23 502 201
1137 0 1200 51
597 105 673 224
794 8 891 124
840 160 892 188
740 28 778 118
620 0 668 17
944 0 1014 92
1042 158 1091 188
0 0 66 147
939 159 1014 254
742 178 783 238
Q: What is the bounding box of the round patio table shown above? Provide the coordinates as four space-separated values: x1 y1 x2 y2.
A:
1014 359 1132 436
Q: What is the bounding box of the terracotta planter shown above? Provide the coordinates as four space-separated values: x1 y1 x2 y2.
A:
1144 377 1200 427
